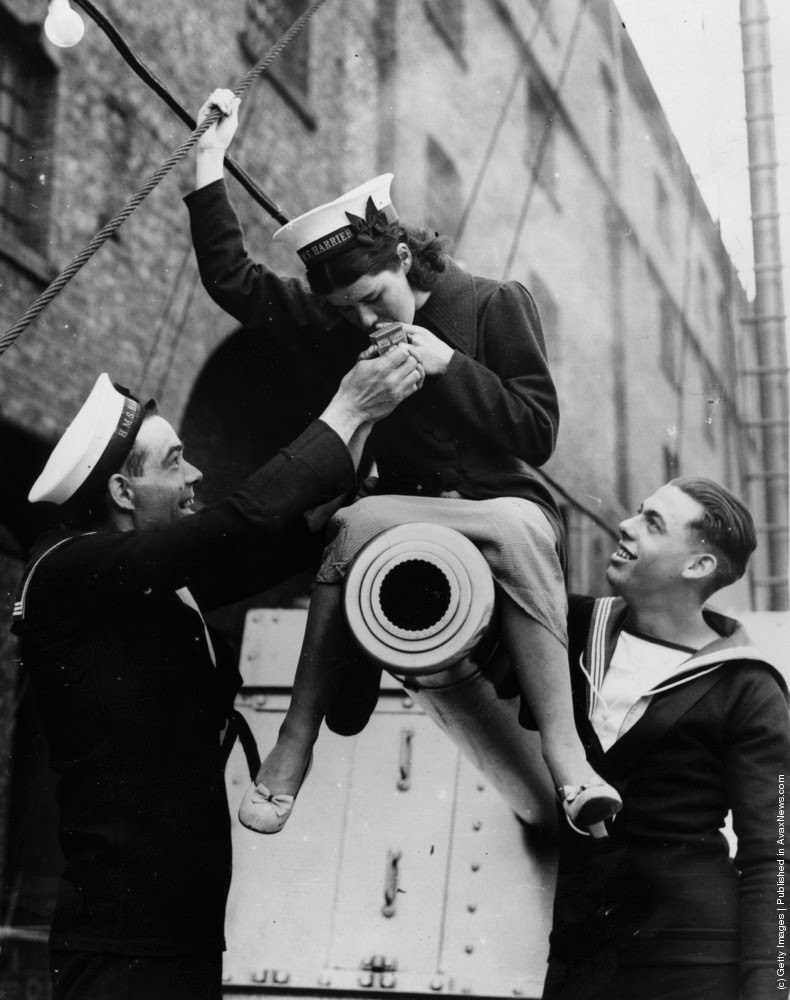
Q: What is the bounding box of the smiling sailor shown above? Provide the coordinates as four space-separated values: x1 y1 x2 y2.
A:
544 478 790 1000
10 356 421 1000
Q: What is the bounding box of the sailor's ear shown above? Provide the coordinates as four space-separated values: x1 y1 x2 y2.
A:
107 473 136 513
682 551 717 584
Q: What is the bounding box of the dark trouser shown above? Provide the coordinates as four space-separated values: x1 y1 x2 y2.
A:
50 949 223 1000
543 959 739 1000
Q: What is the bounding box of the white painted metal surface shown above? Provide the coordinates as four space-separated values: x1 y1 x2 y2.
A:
224 609 557 998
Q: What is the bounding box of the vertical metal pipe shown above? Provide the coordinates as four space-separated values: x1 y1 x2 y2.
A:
740 0 789 609
606 206 631 511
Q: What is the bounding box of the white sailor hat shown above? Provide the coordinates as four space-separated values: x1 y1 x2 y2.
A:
29 373 145 506
273 173 398 267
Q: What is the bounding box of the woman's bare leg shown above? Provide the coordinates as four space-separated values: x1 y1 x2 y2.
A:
498 592 599 788
254 582 347 794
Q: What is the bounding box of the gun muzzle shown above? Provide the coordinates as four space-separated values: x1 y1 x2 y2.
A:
344 522 556 830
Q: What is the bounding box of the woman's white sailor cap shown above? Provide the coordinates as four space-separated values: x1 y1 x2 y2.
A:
29 373 144 506
273 173 398 266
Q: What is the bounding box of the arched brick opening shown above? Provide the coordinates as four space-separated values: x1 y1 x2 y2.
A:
179 326 327 628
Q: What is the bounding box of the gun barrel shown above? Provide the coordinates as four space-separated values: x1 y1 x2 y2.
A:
344 522 556 830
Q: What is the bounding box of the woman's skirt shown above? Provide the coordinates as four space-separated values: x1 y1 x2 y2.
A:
316 493 568 646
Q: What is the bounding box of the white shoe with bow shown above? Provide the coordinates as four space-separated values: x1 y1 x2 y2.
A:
238 752 313 835
558 781 622 837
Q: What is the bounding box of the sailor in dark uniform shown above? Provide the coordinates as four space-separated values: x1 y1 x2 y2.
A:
11 354 422 1000
543 477 790 1000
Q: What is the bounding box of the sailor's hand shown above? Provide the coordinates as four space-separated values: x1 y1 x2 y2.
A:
320 345 423 444
402 325 453 377
342 344 424 422
196 88 240 153
359 340 425 374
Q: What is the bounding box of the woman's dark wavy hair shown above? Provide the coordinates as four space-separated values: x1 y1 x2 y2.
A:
305 222 452 296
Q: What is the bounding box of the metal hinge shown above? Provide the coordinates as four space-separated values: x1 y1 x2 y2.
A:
359 955 399 990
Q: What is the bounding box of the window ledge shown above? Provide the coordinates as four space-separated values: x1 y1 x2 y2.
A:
528 167 561 213
541 180 561 213
661 370 681 393
424 4 468 72
237 32 317 132
266 69 317 131
0 230 55 285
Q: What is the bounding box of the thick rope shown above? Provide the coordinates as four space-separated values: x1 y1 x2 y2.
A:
138 70 266 390
72 0 290 225
0 0 326 359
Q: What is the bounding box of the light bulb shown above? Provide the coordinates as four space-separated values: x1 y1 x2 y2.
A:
44 0 85 48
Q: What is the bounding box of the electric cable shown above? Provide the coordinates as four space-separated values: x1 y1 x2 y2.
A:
482 0 619 537
137 243 195 390
447 0 615 536
0 0 327 360
672 176 699 468
452 1 550 249
71 0 290 226
501 0 588 281
153 264 203 399
535 469 618 541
